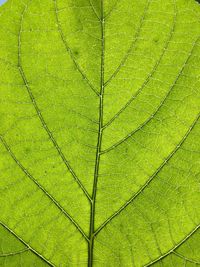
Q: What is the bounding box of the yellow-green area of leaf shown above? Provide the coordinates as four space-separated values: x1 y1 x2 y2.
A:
0 0 200 266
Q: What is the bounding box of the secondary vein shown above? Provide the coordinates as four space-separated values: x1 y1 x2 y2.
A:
101 36 199 155
94 112 200 236
54 0 100 97
102 1 177 130
17 2 91 202
0 222 55 266
104 0 151 87
144 224 200 266
0 135 89 242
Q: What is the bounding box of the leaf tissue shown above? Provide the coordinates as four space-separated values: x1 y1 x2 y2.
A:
0 0 200 266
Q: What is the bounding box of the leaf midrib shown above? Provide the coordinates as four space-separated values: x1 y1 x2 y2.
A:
88 1 105 265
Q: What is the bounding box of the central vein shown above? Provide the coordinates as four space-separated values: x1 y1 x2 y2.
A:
88 1 105 266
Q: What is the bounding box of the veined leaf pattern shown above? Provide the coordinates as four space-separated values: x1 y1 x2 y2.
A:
0 0 200 266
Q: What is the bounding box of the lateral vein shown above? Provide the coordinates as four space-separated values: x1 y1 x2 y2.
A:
0 135 89 242
101 37 200 154
144 224 200 266
54 0 100 97
94 113 200 236
17 2 91 202
104 0 151 87
102 1 177 130
0 222 55 266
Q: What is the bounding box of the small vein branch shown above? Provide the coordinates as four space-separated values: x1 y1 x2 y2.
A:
173 251 200 264
0 136 89 242
0 248 29 257
89 0 101 21
94 113 200 236
17 3 91 202
104 0 120 20
0 222 55 266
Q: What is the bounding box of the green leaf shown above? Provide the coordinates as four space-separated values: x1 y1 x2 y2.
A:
0 0 200 266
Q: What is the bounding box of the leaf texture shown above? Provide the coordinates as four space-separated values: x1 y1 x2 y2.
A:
0 0 200 266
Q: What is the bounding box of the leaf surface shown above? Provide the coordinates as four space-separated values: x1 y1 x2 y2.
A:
0 0 200 266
